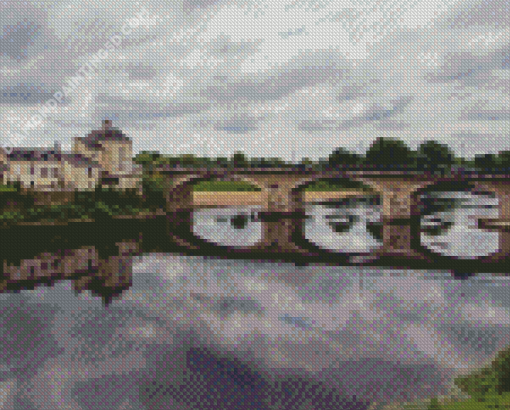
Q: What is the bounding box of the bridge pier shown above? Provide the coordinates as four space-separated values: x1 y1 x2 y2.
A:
165 210 203 250
365 181 431 259
259 182 306 214
378 218 423 258
473 181 510 221
246 216 310 254
473 182 510 263
491 231 510 262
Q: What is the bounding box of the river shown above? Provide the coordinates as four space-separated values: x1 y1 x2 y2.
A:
0 192 508 409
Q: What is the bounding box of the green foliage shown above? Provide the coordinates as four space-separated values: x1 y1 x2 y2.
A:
193 180 261 192
365 137 417 167
328 147 362 167
0 210 24 222
142 175 166 209
417 140 455 171
498 151 510 168
474 154 499 169
404 392 510 410
232 151 248 167
304 179 371 191
214 157 230 167
427 397 442 410
134 151 161 165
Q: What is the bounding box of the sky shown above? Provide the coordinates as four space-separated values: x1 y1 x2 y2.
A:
0 0 509 161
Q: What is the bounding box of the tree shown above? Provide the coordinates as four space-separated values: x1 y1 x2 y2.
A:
328 147 362 167
232 151 248 168
214 157 230 168
426 398 442 410
134 151 161 167
364 137 416 168
417 140 455 172
269 157 288 167
474 153 499 169
497 151 510 169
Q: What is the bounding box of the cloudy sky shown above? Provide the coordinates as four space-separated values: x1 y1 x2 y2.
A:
0 0 509 161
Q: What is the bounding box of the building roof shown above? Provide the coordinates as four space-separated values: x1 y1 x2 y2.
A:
7 148 61 162
6 148 101 168
79 120 130 149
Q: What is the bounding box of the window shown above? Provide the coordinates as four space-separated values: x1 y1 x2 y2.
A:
30 166 35 175
52 168 59 178
41 168 48 178
88 167 93 178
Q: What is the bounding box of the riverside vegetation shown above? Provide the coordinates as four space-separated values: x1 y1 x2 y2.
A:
389 344 510 410
0 179 362 225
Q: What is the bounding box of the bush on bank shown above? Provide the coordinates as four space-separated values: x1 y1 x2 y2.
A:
401 345 510 409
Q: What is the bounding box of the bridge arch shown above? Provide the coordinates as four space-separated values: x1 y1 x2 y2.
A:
165 174 264 212
283 176 382 254
163 173 266 249
289 176 379 210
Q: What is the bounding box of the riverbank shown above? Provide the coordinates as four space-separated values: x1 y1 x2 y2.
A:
0 190 368 226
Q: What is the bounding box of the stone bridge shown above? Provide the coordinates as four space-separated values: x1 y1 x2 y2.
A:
155 166 510 263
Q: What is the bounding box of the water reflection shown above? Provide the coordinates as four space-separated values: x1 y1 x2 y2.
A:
0 212 509 410
419 193 499 259
193 206 263 247
304 202 383 253
190 193 503 260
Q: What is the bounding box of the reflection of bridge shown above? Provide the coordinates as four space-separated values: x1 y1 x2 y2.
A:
158 167 510 263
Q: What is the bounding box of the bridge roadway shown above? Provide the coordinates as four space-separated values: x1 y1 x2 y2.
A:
156 166 510 267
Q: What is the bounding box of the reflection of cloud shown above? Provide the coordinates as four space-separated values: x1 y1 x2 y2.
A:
2 248 510 410
0 379 16 409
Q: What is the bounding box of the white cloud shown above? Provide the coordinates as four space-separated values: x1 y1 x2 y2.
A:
0 0 508 161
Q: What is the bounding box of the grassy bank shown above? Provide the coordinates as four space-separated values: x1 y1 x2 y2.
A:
193 180 262 191
400 392 510 410
192 180 373 192
0 180 373 224
390 344 510 410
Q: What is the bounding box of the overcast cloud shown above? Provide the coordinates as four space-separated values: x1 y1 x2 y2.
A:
0 0 508 160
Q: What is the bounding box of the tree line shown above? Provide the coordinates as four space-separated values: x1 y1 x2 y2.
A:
134 137 510 172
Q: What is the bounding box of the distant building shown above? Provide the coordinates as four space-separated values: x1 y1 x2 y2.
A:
1 120 142 191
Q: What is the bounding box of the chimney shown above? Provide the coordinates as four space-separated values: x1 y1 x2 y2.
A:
54 141 61 153
102 119 112 131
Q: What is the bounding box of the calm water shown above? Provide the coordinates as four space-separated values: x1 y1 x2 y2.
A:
0 193 509 410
